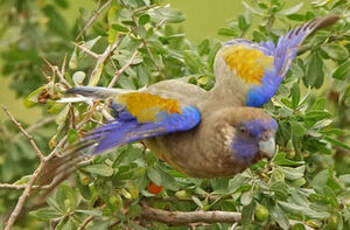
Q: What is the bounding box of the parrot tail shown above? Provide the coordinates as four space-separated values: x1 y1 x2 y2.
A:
275 14 339 77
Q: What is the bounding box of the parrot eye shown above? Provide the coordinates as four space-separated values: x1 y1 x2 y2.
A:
239 126 248 135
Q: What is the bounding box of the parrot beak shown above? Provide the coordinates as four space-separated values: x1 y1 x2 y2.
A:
258 137 275 158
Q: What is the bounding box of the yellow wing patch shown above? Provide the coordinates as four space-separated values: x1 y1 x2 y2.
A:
222 44 274 85
117 92 182 122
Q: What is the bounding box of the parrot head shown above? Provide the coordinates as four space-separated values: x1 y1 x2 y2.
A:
217 107 278 165
231 117 277 164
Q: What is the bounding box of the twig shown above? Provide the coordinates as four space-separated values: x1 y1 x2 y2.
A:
3 161 46 230
142 205 241 226
77 215 94 230
12 116 55 143
88 35 123 86
72 42 100 59
108 48 139 88
61 53 68 80
1 105 45 160
41 57 71 88
76 0 113 40
0 183 51 191
141 205 315 229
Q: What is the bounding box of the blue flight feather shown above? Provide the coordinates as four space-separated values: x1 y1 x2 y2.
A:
80 105 201 155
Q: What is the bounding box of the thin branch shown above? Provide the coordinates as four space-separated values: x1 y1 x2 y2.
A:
72 42 100 59
61 53 68 80
76 0 113 40
1 105 45 160
0 183 49 191
41 57 71 88
142 205 241 226
141 205 315 229
108 48 139 88
3 161 46 230
13 116 55 143
77 215 94 230
88 35 123 86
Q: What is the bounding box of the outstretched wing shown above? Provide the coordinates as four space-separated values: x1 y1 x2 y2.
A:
216 15 339 107
66 90 201 155
38 90 201 187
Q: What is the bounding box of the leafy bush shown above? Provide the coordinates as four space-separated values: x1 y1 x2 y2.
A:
1 0 350 229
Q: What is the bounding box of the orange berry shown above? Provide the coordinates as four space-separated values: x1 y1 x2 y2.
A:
147 182 163 194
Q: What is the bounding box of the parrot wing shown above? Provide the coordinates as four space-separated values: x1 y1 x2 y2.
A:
64 90 201 156
38 89 201 189
217 15 338 107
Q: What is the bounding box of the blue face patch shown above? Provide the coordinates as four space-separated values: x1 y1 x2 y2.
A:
231 118 277 161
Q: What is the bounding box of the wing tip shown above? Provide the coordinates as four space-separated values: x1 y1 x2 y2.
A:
314 14 339 30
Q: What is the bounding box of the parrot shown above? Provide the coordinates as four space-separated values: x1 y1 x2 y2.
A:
41 15 339 183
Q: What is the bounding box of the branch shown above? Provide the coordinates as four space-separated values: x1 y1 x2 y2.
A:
3 161 46 230
108 48 139 88
88 35 122 86
41 57 71 88
142 205 241 226
141 205 315 230
107 18 166 88
12 116 55 143
1 105 45 160
77 216 94 230
72 42 100 59
76 0 113 40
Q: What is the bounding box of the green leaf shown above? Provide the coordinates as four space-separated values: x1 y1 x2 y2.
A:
270 204 289 230
270 181 289 200
30 207 61 221
290 120 306 137
291 83 300 109
332 60 350 80
304 52 324 88
147 168 162 185
149 7 185 23
241 201 256 225
183 50 204 73
278 201 330 219
310 169 329 188
280 165 305 180
242 1 264 15
339 174 350 186
238 15 249 31
321 43 349 61
218 27 238 37
324 136 350 150
67 128 78 144
241 189 253 206
56 184 78 212
111 23 129 32
273 152 304 166
24 86 46 107
287 14 305 21
279 2 303 15
191 196 203 208
305 111 332 121
139 14 150 25
83 164 114 177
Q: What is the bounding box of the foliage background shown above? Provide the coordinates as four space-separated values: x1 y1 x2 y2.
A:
1 0 350 229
